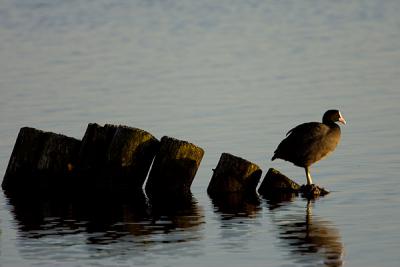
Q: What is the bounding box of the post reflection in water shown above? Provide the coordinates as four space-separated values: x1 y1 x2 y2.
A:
209 192 262 252
4 189 205 262
210 192 261 219
265 195 344 267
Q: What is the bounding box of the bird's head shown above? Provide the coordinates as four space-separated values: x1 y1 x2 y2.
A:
323 110 346 125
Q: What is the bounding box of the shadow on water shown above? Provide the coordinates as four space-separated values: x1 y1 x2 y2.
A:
263 195 344 267
3 187 205 260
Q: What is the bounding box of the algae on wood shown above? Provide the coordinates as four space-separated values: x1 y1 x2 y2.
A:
207 153 262 196
107 125 159 188
145 136 204 195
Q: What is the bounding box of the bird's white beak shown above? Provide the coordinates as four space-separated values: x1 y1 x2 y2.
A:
338 113 346 125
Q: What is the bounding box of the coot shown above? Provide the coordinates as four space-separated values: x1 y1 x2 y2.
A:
271 110 346 185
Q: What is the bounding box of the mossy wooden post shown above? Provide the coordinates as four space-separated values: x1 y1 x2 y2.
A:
145 136 204 196
79 123 160 190
257 168 300 195
207 153 262 196
2 127 81 191
107 126 159 189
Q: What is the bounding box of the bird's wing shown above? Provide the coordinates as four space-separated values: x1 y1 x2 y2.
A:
288 123 329 146
276 122 328 155
286 122 325 138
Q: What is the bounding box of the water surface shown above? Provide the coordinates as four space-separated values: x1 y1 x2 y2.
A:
1 1 400 266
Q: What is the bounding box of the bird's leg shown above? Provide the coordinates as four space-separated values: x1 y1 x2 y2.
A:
305 167 313 185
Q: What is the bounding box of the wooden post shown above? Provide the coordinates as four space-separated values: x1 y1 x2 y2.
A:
257 168 301 195
258 168 329 198
78 123 119 174
107 125 160 189
145 136 204 196
207 153 262 196
2 127 81 191
78 123 160 189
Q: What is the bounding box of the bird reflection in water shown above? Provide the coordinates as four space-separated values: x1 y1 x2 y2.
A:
4 188 204 250
265 195 344 267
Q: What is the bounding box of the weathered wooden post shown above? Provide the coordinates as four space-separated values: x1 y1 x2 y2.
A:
2 127 81 191
207 153 262 196
257 168 300 195
78 123 119 174
78 123 160 190
145 136 204 196
107 125 160 189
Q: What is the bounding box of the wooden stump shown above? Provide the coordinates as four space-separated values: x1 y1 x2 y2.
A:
258 168 329 199
257 168 300 195
79 123 160 189
2 127 81 191
145 136 204 196
107 125 160 188
78 123 119 174
207 153 262 196
300 184 329 198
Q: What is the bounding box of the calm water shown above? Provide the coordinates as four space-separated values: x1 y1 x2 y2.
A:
1 0 400 266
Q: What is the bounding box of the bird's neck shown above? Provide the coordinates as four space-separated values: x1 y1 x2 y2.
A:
323 120 339 129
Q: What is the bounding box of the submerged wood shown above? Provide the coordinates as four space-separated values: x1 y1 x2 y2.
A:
207 153 262 196
145 136 204 195
3 124 160 192
2 127 81 191
258 168 329 198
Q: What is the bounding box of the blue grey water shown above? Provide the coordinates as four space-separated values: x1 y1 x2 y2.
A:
1 0 399 266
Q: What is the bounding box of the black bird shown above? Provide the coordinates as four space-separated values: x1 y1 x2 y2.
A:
271 110 346 185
